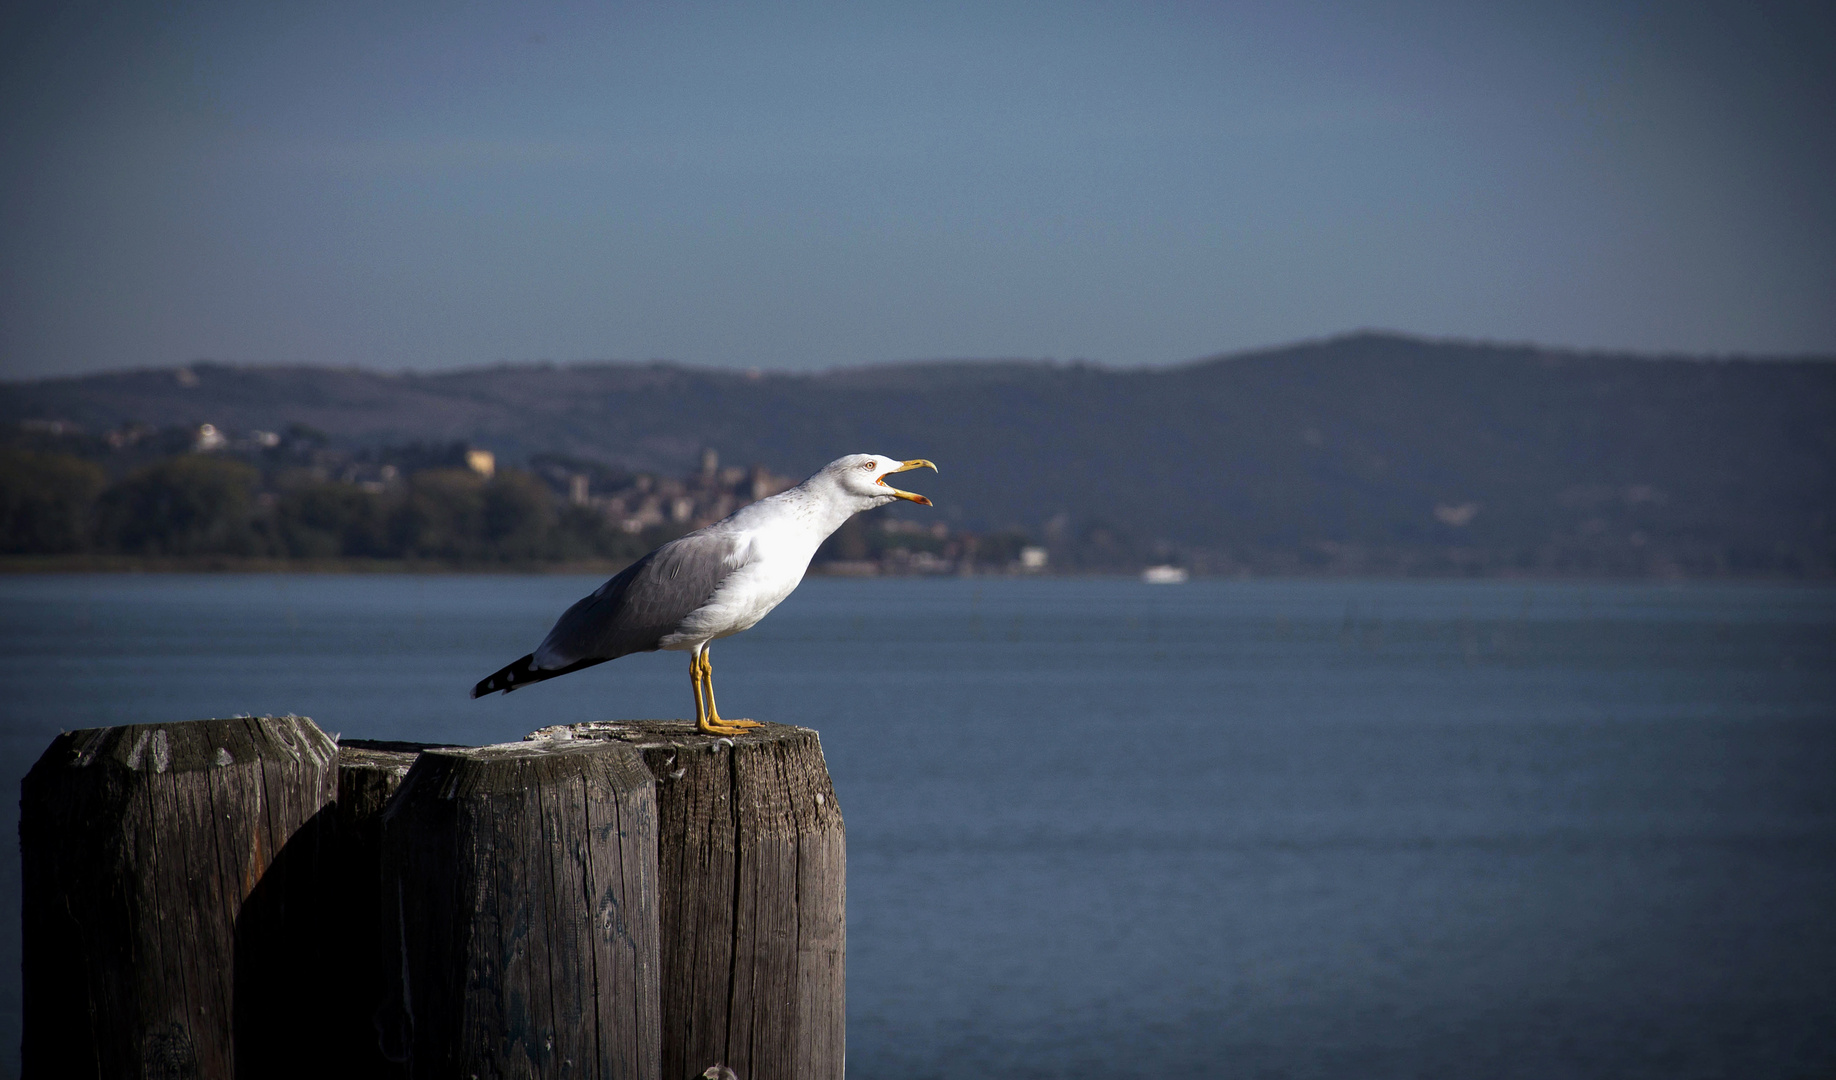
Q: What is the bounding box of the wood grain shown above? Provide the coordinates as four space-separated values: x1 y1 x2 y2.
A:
527 721 846 1080
379 738 661 1080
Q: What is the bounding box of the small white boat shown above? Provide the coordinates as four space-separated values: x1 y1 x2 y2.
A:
1141 565 1189 584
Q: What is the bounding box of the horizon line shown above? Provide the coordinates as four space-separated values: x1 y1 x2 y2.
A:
7 328 1834 386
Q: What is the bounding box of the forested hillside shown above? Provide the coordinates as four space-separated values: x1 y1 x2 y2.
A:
5 333 1831 575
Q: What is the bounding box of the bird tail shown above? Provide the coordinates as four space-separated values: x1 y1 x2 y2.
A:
472 654 548 698
471 653 608 698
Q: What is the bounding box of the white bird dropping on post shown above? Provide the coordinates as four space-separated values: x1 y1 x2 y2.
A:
472 453 937 735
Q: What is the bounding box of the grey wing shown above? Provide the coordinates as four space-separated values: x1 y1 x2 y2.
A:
532 530 741 669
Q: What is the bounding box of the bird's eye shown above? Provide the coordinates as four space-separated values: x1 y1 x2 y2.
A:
860 461 876 471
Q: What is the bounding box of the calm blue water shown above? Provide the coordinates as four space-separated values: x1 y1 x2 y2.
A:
2 574 1833 1078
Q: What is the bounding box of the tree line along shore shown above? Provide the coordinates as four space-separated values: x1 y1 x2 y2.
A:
0 422 1035 574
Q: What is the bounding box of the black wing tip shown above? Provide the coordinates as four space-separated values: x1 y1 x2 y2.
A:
472 655 536 699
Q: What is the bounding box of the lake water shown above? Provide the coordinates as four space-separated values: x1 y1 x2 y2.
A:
2 574 1833 1078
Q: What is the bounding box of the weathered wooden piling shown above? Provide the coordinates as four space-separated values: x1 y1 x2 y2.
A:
22 717 843 1079
378 738 662 1079
528 721 846 1080
19 715 339 1078
332 740 459 1078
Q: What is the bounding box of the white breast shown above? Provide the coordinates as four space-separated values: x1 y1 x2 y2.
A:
658 514 827 649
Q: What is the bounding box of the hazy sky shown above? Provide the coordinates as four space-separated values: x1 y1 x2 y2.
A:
2 0 1831 377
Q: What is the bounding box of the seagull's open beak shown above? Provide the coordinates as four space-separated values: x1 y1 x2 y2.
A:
878 459 937 505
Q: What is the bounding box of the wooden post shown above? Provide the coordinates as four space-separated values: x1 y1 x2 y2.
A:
527 721 846 1080
19 715 339 1079
332 740 460 1078
379 738 662 1079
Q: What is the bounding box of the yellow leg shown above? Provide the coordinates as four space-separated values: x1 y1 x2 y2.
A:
696 646 760 735
689 651 708 727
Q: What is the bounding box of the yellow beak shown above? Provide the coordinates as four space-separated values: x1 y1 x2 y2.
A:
878 459 937 505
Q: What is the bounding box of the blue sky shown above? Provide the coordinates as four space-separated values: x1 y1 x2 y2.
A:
2 0 1831 376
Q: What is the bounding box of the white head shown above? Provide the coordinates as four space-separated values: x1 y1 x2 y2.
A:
814 453 938 512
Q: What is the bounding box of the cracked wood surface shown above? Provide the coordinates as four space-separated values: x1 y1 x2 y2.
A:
380 738 661 1080
530 721 845 1080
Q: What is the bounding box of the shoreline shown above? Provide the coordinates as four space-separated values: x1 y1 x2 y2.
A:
1 554 1829 584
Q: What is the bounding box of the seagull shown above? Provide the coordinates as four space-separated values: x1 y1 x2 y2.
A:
472 453 937 735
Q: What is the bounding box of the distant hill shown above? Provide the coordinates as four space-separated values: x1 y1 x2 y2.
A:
5 333 1833 576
